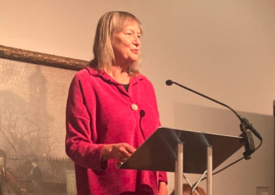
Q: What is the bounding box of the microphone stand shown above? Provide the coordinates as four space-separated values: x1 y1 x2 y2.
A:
166 80 263 159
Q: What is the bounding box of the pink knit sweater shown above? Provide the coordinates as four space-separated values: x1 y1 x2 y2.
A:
66 67 167 195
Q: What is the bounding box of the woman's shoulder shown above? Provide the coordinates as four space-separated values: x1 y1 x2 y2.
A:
73 66 98 80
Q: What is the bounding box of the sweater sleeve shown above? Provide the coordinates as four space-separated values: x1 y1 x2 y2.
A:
158 171 168 184
65 74 105 170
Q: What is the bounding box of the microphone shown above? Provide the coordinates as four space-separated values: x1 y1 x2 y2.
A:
166 80 262 157
140 110 145 117
166 80 173 86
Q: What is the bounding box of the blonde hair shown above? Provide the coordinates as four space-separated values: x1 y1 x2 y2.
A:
90 11 142 76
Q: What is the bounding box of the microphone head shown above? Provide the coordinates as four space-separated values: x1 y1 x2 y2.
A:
166 80 173 86
140 110 145 117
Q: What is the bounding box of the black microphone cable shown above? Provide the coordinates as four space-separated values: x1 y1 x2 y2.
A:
139 110 146 140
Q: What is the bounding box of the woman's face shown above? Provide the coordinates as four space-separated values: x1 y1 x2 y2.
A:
111 21 141 67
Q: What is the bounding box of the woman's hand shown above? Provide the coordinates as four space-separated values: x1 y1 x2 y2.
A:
102 143 136 162
158 181 168 195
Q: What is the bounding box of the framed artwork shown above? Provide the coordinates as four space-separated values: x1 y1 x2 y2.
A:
0 45 88 195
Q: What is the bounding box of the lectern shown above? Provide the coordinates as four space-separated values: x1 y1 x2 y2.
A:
119 127 244 195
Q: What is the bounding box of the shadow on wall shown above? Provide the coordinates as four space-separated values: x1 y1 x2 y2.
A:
173 103 271 142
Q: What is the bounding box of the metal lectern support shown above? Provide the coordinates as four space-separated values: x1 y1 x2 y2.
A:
175 142 184 195
207 146 213 195
180 145 213 195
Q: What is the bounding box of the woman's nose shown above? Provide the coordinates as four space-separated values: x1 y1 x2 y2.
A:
133 35 141 46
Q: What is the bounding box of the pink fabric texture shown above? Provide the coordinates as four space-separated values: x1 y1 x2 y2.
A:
66 67 167 195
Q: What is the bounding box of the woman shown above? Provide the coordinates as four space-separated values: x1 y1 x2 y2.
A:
66 11 168 195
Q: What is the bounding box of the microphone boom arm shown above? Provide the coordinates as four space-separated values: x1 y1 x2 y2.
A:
166 79 263 158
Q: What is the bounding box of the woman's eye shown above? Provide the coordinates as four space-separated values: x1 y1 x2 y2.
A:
126 32 132 36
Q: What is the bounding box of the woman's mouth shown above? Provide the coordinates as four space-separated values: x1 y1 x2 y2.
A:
131 49 140 54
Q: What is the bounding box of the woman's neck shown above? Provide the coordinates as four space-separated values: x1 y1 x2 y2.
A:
107 66 130 84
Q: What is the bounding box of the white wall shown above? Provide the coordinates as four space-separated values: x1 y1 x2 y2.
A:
1 0 274 194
